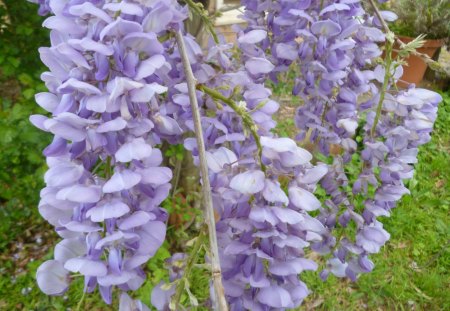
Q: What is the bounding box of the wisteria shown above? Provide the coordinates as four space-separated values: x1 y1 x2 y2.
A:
28 0 442 310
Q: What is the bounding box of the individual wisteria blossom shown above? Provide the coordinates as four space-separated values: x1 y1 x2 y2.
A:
28 0 442 310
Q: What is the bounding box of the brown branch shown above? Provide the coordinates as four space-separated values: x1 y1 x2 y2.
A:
174 30 229 311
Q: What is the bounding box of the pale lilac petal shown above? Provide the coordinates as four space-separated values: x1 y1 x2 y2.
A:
135 55 166 80
139 167 172 185
257 285 293 308
269 258 318 276
245 57 275 75
311 20 342 37
86 200 130 222
154 115 183 135
289 187 321 211
130 83 168 102
100 17 143 40
85 94 109 113
56 185 102 203
64 258 107 277
272 206 304 224
118 211 154 230
97 117 127 133
98 271 135 287
35 92 59 112
54 238 87 263
43 119 86 142
36 260 69 296
261 136 297 153
103 170 142 193
103 2 144 16
68 2 112 22
297 164 328 184
107 77 143 101
115 137 152 162
68 38 114 56
262 180 289 204
230 170 265 194
206 147 238 173
238 30 267 44
58 78 101 95
44 162 84 187
249 207 278 226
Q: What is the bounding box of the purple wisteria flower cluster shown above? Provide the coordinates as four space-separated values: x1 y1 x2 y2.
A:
239 0 442 283
28 0 442 310
29 0 191 308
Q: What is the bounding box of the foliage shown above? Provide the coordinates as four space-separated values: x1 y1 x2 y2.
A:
0 0 50 252
390 0 450 42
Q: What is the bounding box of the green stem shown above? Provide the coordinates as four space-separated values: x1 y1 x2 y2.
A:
183 0 219 44
75 289 86 311
370 38 393 138
198 85 267 173
105 156 112 179
171 227 206 310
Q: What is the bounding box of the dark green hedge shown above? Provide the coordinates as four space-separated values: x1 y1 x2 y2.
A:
0 1 50 237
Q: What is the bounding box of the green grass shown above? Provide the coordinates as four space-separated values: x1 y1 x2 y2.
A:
0 91 449 310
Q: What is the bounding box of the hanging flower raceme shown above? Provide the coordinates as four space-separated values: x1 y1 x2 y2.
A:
239 0 443 282
29 0 190 307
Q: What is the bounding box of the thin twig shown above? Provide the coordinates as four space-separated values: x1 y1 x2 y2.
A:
174 30 228 311
171 227 206 309
198 85 266 173
366 0 441 70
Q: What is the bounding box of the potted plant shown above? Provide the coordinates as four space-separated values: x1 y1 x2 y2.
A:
390 0 449 86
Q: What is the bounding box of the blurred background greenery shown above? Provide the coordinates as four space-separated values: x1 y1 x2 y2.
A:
0 1 449 310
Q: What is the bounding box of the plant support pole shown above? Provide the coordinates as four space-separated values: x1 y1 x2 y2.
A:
175 30 228 311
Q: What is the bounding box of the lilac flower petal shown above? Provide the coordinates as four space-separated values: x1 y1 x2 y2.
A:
58 78 102 95
245 57 275 75
311 20 342 37
103 170 142 193
103 2 144 16
115 138 152 162
135 55 166 80
118 211 153 230
64 258 107 277
100 17 143 40
35 92 59 112
272 206 304 224
56 185 102 203
289 186 321 211
249 207 278 226
54 238 86 263
130 83 168 102
44 162 84 187
230 170 265 194
261 136 297 153
262 180 289 204
36 260 69 296
257 285 293 308
139 167 172 185
97 117 127 133
238 30 267 44
86 200 130 222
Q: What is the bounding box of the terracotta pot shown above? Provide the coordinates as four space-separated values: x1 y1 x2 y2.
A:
394 36 444 88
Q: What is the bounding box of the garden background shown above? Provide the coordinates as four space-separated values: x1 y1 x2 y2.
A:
0 1 449 310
